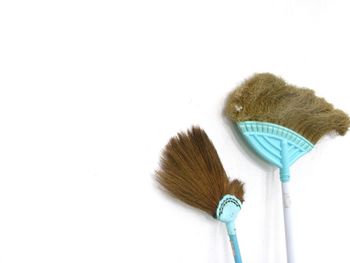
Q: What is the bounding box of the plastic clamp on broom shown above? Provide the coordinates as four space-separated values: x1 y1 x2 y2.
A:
217 194 243 263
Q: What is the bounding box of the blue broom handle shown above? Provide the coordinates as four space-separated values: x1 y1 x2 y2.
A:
229 232 242 263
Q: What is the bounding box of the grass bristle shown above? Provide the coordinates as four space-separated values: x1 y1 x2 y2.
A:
156 127 245 217
225 73 350 144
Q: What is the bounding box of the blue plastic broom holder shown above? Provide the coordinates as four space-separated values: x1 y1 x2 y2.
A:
237 121 314 182
216 194 242 235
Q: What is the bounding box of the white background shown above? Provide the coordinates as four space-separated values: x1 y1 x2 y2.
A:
0 0 349 262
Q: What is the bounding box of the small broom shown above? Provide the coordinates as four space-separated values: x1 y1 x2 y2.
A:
224 73 350 263
156 127 245 263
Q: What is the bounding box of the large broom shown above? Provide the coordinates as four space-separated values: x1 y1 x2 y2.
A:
224 73 350 263
156 127 245 263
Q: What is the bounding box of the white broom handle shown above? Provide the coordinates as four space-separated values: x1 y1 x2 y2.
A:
281 182 295 263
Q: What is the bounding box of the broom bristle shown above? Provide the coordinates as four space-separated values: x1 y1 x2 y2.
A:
225 73 350 144
156 127 245 217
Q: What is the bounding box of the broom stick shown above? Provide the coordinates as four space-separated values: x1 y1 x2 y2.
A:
281 142 295 263
230 231 242 263
281 181 294 263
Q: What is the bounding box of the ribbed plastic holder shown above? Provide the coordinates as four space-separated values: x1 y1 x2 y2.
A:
237 121 314 182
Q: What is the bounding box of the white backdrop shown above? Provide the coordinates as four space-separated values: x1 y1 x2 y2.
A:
0 0 349 262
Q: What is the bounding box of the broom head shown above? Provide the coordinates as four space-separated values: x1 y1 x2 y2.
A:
225 73 350 144
156 127 244 218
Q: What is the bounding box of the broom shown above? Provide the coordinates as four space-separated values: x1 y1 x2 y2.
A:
224 73 350 263
156 127 245 263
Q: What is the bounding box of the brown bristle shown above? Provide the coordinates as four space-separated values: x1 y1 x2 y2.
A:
225 73 350 144
156 127 245 218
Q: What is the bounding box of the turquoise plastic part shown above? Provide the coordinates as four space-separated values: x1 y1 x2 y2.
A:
237 121 314 182
230 233 242 263
216 194 242 235
217 195 243 263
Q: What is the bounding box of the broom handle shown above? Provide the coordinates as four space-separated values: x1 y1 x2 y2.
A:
229 232 242 263
281 181 295 263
